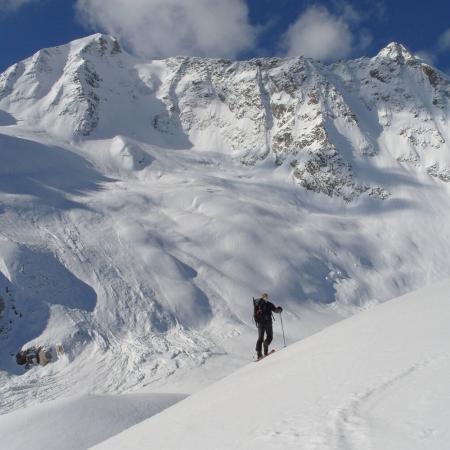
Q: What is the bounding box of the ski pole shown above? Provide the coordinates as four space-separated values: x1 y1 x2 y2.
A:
280 311 286 348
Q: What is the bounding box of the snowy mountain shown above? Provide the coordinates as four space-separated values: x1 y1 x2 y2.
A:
2 35 450 198
1 33 450 417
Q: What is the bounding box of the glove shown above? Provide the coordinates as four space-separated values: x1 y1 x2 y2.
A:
277 306 283 313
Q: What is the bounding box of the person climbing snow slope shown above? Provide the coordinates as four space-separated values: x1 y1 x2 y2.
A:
253 293 282 360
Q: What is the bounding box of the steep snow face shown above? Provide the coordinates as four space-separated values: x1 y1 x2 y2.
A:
0 34 141 138
1 35 450 413
331 43 450 184
93 278 450 450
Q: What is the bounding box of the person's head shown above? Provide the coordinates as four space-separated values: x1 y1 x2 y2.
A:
261 293 269 301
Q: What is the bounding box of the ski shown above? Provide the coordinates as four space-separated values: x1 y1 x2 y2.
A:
255 349 276 362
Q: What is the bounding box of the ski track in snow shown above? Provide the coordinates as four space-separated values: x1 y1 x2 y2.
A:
329 361 431 449
335 352 450 450
328 354 450 450
248 336 450 449
238 358 450 450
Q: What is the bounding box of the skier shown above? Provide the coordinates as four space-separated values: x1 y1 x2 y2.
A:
253 293 282 360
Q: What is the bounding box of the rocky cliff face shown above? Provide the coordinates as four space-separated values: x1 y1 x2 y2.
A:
1 34 449 203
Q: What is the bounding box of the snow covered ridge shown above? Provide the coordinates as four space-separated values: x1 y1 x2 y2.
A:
1 34 449 201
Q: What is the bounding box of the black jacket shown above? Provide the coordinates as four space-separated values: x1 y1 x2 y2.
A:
253 298 282 324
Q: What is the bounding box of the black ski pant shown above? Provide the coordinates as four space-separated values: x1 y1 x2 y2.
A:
256 322 273 356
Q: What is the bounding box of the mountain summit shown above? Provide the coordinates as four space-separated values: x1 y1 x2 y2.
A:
376 41 415 62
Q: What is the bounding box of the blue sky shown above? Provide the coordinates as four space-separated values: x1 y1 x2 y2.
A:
1 0 449 73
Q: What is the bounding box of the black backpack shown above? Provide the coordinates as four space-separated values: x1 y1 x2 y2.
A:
253 298 270 324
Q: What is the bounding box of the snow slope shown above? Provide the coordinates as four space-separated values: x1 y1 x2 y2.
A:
94 278 450 450
0 393 185 450
1 34 450 415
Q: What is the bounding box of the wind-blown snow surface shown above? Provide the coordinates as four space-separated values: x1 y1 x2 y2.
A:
94 279 450 450
1 33 450 416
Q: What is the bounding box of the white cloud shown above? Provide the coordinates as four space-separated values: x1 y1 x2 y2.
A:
415 50 437 66
335 2 361 24
75 0 257 59
357 29 373 51
0 0 33 12
281 4 372 62
438 28 450 53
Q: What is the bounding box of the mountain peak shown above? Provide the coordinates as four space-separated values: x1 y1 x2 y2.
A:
71 33 122 57
376 42 415 62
